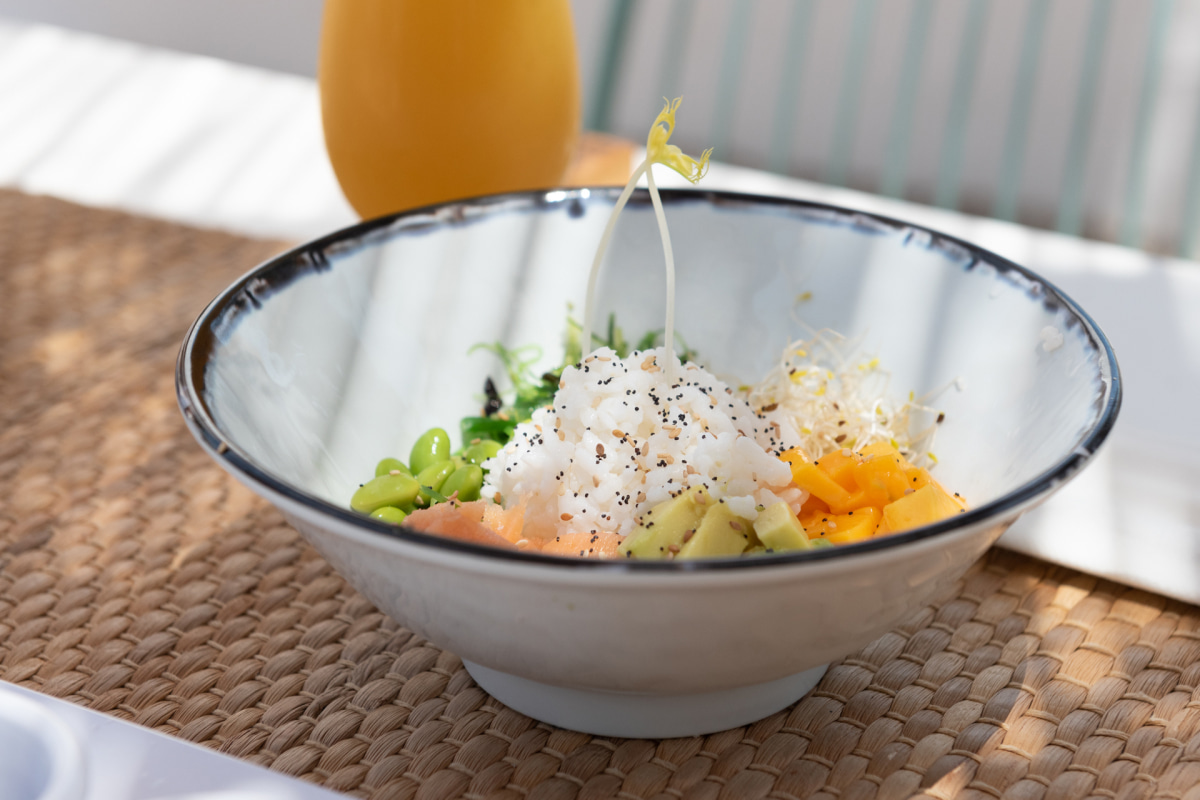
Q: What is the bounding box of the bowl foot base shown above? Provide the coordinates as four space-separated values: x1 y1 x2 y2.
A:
461 661 829 738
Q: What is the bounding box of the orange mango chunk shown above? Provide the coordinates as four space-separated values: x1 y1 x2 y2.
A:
798 510 829 536
880 483 963 533
799 493 830 515
904 466 933 492
813 449 859 491
851 452 911 504
827 506 882 544
800 506 881 544
779 440 965 547
779 447 811 468
789 462 853 509
859 440 908 462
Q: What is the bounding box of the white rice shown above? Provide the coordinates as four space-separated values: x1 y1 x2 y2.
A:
481 346 806 541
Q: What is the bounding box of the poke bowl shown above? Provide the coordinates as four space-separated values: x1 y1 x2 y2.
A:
176 188 1120 738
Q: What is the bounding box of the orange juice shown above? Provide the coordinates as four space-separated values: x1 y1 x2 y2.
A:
318 0 581 219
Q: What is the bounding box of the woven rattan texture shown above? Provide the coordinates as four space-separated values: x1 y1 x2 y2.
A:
2 189 1200 800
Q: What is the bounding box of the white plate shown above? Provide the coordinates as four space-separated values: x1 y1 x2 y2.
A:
0 682 343 800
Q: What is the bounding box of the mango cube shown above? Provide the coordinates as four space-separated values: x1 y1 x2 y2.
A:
881 483 963 533
801 506 881 544
788 462 853 509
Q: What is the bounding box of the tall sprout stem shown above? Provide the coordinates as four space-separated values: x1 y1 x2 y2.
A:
581 163 647 355
644 166 676 384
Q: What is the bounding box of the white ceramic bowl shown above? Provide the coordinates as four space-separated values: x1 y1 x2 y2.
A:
177 189 1120 737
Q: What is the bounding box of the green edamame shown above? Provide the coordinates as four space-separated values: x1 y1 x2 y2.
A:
441 464 483 502
410 428 451 474
415 460 456 506
351 473 420 513
370 506 408 524
463 439 503 467
356 427 495 515
374 457 411 478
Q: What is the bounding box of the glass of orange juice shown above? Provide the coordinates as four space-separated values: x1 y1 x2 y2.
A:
318 0 581 220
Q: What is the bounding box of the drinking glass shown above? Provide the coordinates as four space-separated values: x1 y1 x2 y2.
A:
319 0 581 219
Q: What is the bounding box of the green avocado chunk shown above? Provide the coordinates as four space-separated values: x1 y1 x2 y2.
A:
678 500 753 559
619 487 710 559
754 501 813 552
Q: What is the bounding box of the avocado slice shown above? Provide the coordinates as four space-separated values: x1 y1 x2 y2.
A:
754 501 812 552
678 500 753 559
619 487 711 559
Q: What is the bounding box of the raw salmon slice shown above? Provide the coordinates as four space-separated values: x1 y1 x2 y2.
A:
404 501 516 550
539 529 624 559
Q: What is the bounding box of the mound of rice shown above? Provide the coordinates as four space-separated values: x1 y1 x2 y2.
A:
481 347 806 541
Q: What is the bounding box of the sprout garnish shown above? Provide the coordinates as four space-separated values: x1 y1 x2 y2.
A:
581 98 712 381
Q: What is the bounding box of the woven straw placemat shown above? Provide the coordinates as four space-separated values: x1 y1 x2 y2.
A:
2 188 1199 800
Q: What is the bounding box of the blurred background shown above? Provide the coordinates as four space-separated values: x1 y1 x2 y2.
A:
3 0 1200 257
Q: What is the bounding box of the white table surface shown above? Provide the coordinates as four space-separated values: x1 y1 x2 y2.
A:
3 18 1197 605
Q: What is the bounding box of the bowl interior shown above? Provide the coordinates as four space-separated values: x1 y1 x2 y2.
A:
185 190 1118 554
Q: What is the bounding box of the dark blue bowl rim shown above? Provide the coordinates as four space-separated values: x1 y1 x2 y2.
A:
176 187 1122 572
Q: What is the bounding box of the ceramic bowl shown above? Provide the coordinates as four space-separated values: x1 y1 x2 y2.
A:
177 189 1120 737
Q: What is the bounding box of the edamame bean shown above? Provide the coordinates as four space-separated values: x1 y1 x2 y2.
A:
374 457 411 478
463 439 503 466
410 428 451 474
441 464 483 502
415 460 456 506
351 473 420 513
370 506 408 524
